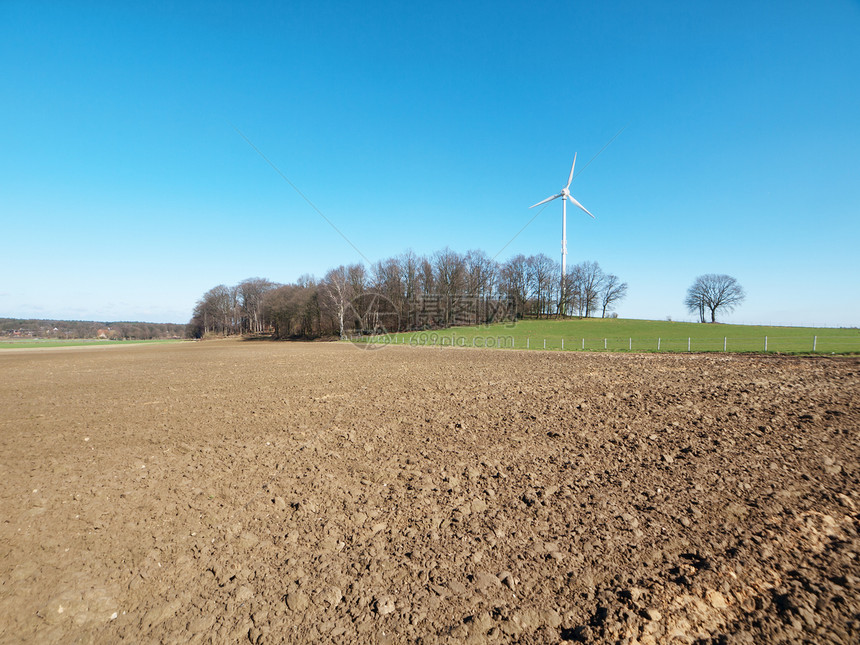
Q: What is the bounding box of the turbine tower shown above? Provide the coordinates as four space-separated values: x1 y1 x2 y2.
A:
530 154 595 314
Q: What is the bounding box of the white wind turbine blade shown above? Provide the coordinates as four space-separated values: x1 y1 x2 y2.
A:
567 194 595 219
530 193 561 209
566 153 577 189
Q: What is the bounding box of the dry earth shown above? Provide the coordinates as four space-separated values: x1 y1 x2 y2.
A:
1 340 858 644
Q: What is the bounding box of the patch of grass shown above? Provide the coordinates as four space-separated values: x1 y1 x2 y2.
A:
0 338 186 349
351 318 860 354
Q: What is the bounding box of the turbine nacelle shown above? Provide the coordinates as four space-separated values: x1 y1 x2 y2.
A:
529 154 595 219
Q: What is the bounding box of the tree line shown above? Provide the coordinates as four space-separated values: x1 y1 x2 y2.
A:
0 318 186 340
187 248 628 339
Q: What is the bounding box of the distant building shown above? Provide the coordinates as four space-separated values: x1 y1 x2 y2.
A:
97 328 115 339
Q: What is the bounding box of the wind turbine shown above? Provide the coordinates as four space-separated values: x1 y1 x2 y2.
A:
530 154 595 314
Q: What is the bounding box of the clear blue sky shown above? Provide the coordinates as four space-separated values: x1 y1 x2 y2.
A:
2 1 858 326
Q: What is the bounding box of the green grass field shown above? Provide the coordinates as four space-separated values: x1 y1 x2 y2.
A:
0 338 185 350
352 318 860 354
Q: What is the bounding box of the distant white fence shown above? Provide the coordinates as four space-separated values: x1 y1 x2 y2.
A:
355 333 859 353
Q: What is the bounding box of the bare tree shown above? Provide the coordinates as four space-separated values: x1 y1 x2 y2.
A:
500 255 528 318
558 264 578 317
526 254 558 318
578 261 604 318
262 285 296 339
419 257 435 296
370 256 403 333
685 280 707 323
463 249 490 324
600 274 628 318
346 264 372 332
400 250 422 326
189 282 268 337
372 257 403 308
263 282 322 338
685 274 746 323
238 277 277 334
205 284 234 334
322 266 352 339
481 254 501 322
433 248 466 326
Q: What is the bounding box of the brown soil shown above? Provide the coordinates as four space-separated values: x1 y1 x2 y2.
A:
1 341 858 644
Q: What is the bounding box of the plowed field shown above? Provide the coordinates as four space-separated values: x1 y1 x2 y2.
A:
1 341 858 644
